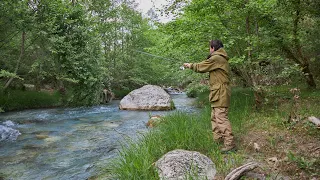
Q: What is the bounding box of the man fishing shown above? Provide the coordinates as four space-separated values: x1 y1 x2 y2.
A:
183 40 236 153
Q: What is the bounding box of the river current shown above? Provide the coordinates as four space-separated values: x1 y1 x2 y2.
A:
0 93 197 180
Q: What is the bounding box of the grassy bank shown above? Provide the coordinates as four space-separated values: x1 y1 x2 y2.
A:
99 86 320 179
99 88 254 179
0 90 62 112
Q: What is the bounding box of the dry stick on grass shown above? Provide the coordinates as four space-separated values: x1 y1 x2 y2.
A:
245 171 266 180
224 162 259 180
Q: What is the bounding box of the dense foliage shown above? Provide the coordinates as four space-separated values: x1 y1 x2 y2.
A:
1 0 319 109
154 0 320 106
0 0 169 108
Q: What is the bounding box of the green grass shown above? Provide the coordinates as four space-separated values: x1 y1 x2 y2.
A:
101 87 254 179
0 90 62 111
287 151 320 174
240 86 320 178
264 86 320 123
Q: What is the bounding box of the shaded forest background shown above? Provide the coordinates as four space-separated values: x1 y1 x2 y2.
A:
1 0 319 110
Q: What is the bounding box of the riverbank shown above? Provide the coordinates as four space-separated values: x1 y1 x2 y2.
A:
0 90 62 112
0 89 132 112
0 89 117 112
101 87 320 179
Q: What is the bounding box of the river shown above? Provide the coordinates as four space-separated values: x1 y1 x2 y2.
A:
0 93 197 180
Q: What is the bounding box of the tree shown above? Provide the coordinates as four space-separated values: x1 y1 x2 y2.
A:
0 0 34 90
271 0 319 88
155 0 319 107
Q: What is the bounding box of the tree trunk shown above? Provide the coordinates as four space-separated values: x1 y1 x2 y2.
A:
245 8 264 109
302 64 316 88
113 17 117 71
4 31 26 90
246 15 252 59
292 0 317 88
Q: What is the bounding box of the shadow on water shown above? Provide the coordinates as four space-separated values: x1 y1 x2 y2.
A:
0 93 198 180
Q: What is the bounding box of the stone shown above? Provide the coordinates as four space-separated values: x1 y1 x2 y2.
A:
35 131 50 140
119 85 174 111
36 134 49 140
23 84 35 91
44 136 62 144
267 157 280 169
100 89 114 104
146 115 162 128
155 149 216 180
267 157 278 163
253 142 260 152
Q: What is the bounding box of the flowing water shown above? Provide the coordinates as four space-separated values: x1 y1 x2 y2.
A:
0 93 197 180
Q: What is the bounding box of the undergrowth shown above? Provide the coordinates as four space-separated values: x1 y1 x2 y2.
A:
0 90 61 111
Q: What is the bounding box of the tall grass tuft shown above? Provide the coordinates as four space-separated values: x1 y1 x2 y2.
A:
228 88 255 135
105 87 254 179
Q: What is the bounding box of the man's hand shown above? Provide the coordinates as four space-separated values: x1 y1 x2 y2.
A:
183 63 191 69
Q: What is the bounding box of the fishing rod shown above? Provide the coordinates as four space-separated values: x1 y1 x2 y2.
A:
133 49 186 70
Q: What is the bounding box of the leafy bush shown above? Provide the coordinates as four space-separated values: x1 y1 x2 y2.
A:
113 89 132 99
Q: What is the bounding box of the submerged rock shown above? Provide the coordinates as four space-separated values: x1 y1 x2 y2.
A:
35 132 50 140
155 149 216 180
119 85 174 111
35 134 49 140
100 121 120 128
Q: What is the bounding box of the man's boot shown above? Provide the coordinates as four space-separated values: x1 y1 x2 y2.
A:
221 144 237 154
214 137 223 144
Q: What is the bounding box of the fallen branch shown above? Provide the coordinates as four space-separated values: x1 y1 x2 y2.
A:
245 172 266 180
225 162 259 180
308 116 320 127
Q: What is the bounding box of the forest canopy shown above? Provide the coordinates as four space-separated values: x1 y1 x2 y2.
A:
0 0 319 108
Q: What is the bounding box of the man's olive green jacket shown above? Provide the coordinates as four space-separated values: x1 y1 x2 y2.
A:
190 48 231 108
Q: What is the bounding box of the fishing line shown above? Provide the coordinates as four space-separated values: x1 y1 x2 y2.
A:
133 49 176 61
133 49 186 70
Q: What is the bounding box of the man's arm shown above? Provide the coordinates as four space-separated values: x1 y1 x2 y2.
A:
183 58 217 73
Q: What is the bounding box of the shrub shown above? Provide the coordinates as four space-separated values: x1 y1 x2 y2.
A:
0 90 61 111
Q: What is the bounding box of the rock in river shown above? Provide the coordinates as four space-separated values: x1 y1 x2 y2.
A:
119 85 174 111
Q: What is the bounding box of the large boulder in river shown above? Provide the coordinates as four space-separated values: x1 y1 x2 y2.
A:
155 149 216 180
119 85 174 111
